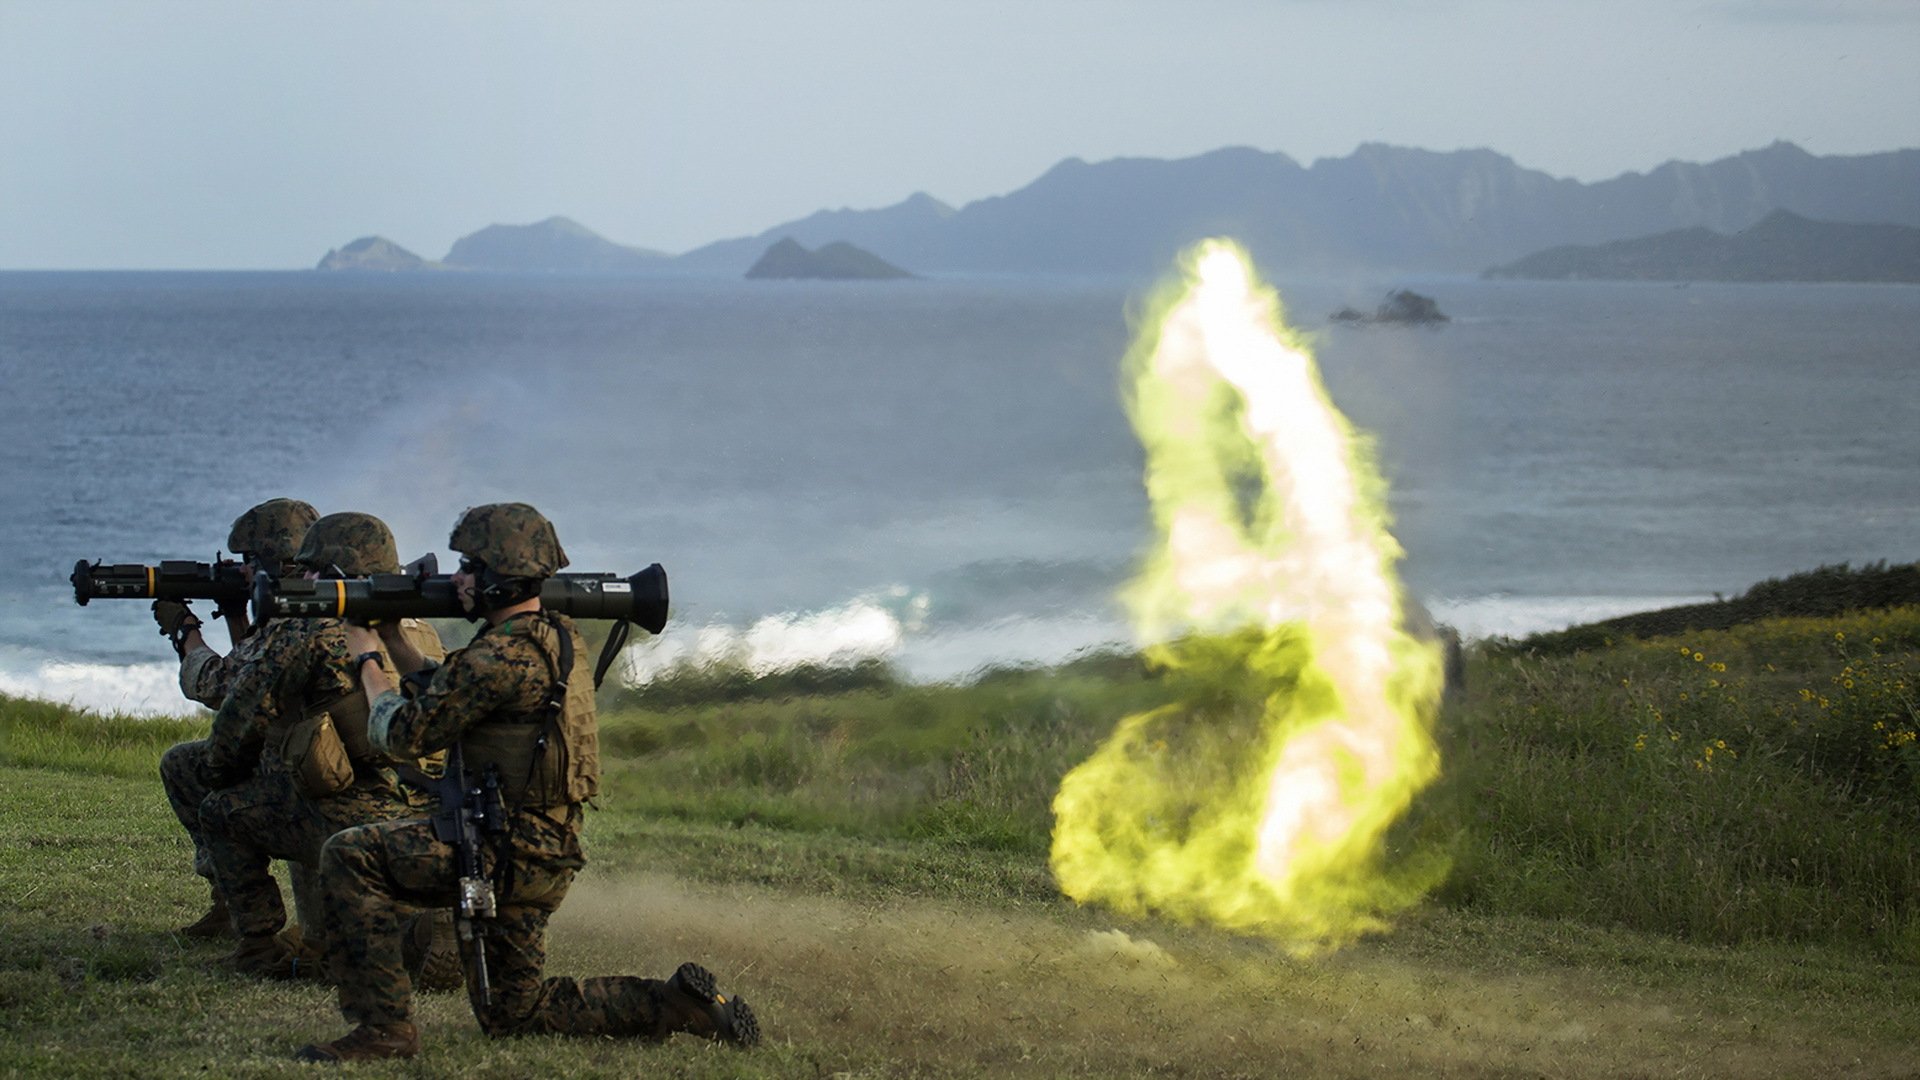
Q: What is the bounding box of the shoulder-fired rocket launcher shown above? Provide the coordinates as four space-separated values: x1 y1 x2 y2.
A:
248 556 669 634
70 558 251 607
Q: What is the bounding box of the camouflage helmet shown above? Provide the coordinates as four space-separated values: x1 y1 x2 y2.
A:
449 503 568 579
295 512 400 577
227 498 320 563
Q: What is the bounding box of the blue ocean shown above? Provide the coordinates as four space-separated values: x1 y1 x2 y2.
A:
3 270 1916 714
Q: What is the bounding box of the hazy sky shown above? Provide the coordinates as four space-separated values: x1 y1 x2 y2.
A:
2 0 1916 268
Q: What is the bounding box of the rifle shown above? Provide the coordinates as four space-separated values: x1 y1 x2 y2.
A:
430 742 506 1006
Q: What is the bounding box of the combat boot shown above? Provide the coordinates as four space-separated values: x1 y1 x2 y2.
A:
227 932 322 981
177 886 232 939
401 909 464 992
276 924 330 981
293 1022 419 1064
661 962 760 1047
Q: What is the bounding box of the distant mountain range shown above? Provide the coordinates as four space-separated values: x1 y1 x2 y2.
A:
318 141 1920 278
1485 210 1920 283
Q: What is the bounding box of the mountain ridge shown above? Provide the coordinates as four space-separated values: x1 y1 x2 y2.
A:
442 215 668 272
676 141 1920 276
1486 209 1920 282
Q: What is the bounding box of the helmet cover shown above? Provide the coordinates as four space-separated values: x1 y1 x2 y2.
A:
296 512 400 577
227 498 320 563
448 503 568 578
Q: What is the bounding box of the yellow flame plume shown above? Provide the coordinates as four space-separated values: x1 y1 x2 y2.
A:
1050 239 1445 949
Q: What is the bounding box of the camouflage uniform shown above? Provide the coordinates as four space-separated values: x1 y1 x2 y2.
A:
159 625 276 881
321 611 694 1035
158 498 319 921
199 615 417 944
303 504 751 1063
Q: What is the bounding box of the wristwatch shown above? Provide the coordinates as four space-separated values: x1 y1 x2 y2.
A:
353 651 385 673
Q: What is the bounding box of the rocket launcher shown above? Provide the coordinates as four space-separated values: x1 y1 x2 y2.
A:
71 557 252 608
250 557 669 635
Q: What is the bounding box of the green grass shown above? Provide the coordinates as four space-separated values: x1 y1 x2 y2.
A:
4 610 1920 1075
1427 608 1920 952
0 694 201 778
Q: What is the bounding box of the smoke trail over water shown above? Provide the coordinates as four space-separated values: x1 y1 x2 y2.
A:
1050 240 1446 950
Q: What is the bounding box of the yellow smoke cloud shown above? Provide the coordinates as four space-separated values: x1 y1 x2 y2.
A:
1050 240 1445 950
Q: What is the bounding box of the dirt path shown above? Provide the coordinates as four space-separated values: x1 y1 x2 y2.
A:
545 871 1918 1078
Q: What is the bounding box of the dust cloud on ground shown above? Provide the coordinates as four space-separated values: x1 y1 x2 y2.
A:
544 870 1901 1078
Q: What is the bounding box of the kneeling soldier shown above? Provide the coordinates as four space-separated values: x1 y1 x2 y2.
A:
156 497 318 938
299 503 757 1063
197 511 449 979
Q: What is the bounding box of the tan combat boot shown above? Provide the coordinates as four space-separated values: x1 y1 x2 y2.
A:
177 886 232 939
276 924 329 981
293 1022 420 1064
227 932 322 981
401 908 464 992
662 962 760 1047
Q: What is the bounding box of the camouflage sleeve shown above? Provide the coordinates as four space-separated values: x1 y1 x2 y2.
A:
203 621 316 786
177 645 234 710
369 636 534 759
179 624 276 711
365 664 436 757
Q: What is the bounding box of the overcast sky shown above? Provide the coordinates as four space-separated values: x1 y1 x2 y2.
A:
2 0 1915 269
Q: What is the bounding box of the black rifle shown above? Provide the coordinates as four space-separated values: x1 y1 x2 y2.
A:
430 742 506 1006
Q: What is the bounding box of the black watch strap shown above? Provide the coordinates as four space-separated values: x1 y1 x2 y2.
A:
353 651 385 672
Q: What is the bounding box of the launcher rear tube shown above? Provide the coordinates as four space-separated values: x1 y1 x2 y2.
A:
252 564 668 631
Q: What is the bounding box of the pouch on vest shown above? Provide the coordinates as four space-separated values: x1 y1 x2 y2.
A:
281 710 354 798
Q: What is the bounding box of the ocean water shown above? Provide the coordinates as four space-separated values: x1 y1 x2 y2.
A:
3 270 1916 714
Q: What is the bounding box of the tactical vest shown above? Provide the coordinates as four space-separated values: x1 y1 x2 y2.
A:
457 612 600 809
277 618 448 797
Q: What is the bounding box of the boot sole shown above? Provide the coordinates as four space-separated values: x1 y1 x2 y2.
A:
671 962 760 1048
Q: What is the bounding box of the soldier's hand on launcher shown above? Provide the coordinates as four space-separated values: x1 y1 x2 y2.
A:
152 599 198 637
343 624 381 656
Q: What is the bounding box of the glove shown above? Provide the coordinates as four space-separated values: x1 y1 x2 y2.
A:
152 600 201 639
214 594 250 624
197 755 242 791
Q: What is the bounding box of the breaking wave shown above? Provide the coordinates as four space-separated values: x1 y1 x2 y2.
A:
1 593 1716 714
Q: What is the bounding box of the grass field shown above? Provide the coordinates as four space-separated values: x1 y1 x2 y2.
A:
3 608 1919 1077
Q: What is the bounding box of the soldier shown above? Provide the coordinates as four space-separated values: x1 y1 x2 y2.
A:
155 497 319 938
298 503 757 1063
197 511 451 980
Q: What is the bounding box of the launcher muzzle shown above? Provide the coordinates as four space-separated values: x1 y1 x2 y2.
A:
71 558 251 607
251 559 669 634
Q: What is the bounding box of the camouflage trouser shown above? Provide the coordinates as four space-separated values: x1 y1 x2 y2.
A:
163 739 327 932
320 805 675 1036
201 768 412 942
160 739 220 880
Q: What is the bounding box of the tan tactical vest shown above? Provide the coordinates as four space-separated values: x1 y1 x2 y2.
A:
277 618 448 797
458 613 599 808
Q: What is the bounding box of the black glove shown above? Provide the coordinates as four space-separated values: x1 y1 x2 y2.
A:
214 594 250 624
196 755 240 791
